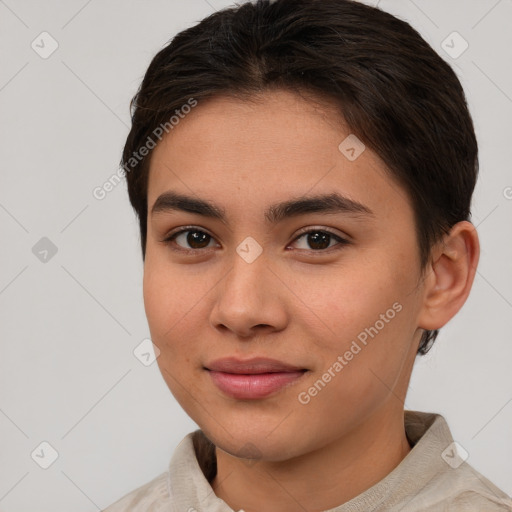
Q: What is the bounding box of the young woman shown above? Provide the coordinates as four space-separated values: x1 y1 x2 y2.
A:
103 1 512 510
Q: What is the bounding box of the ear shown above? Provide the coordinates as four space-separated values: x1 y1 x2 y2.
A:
417 221 480 331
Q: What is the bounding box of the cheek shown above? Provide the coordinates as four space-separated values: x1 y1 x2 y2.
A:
296 261 403 335
143 264 207 404
143 261 201 351
307 255 420 366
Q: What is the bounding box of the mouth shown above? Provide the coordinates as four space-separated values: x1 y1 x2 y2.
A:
204 357 308 399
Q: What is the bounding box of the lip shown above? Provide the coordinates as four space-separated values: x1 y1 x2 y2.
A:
205 357 307 400
205 356 305 374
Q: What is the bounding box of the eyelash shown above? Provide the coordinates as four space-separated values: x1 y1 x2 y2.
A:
160 226 350 255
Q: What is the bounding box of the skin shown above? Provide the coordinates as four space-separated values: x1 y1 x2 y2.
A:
143 89 479 512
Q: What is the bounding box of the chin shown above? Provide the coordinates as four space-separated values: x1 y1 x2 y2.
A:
200 420 305 462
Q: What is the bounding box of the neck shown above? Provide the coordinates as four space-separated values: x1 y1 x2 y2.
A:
210 407 412 512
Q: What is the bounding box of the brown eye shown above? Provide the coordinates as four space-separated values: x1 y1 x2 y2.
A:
181 230 211 249
163 229 217 251
292 230 349 251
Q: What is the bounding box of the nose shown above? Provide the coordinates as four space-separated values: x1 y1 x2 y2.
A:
209 249 288 339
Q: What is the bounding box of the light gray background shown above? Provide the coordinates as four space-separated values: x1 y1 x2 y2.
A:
0 0 511 510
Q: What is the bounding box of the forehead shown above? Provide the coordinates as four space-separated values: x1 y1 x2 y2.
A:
151 89 347 161
146 89 412 221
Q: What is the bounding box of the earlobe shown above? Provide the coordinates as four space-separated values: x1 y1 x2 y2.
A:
417 221 480 331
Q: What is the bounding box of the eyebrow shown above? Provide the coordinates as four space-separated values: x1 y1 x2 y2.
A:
151 190 374 224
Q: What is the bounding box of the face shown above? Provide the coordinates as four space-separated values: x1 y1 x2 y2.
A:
143 89 426 461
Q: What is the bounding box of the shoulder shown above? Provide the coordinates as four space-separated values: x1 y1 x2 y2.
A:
445 490 512 511
433 465 512 511
101 471 171 512
409 455 512 511
384 411 512 512
100 430 206 511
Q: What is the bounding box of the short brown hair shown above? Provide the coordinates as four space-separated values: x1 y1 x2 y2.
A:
121 0 479 355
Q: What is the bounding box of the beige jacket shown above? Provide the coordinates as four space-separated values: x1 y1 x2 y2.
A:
102 410 512 511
